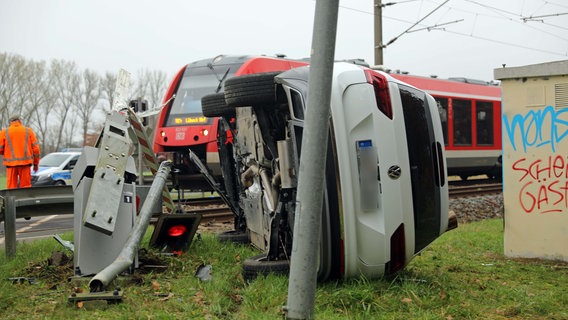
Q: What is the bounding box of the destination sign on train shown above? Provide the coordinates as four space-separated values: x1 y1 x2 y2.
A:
174 116 208 124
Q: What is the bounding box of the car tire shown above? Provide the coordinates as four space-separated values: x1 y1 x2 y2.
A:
201 92 235 118
54 180 66 186
242 253 290 282
224 72 280 108
216 230 249 244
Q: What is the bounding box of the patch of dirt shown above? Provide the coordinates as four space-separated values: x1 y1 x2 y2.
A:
22 251 74 288
197 220 234 235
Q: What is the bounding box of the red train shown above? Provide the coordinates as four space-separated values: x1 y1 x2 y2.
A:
153 55 502 188
153 55 307 189
389 73 502 180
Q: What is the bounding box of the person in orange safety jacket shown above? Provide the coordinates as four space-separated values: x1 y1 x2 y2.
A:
0 114 41 189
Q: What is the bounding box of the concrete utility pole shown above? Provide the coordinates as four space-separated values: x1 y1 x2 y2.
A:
284 0 339 319
374 0 384 66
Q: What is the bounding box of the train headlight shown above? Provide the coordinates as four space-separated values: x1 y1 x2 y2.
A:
202 129 209 136
160 131 166 137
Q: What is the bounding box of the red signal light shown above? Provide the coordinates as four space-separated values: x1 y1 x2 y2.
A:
168 225 187 237
150 213 202 254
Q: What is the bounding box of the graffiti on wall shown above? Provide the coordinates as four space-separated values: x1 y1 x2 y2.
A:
503 105 568 214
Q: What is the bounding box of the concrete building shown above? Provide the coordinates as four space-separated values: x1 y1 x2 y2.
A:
494 60 568 261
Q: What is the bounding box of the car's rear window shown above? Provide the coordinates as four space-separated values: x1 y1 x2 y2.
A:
399 84 441 252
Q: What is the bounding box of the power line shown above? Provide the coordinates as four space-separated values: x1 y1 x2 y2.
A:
384 0 450 47
442 28 568 56
338 0 568 57
462 0 568 38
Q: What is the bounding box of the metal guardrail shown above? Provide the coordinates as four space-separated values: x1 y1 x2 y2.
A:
0 185 162 258
0 186 74 258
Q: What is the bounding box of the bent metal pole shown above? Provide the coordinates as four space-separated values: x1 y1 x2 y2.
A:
88 160 173 292
284 0 339 318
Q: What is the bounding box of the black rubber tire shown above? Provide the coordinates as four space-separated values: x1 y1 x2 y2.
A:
223 72 280 108
242 253 290 282
216 230 249 244
201 92 235 118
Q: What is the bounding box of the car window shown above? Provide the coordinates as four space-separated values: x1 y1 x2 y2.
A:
39 154 71 167
65 156 80 170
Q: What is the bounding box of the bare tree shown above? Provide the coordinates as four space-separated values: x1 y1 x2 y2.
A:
130 69 169 142
131 69 168 109
100 71 117 114
0 53 30 127
63 110 81 148
24 60 56 155
75 68 102 145
1 52 173 153
49 59 80 151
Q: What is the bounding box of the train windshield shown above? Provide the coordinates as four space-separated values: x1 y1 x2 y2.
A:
165 64 239 127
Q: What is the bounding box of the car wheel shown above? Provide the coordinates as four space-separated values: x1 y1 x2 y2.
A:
216 230 249 244
54 180 66 186
224 72 280 108
242 253 290 282
201 92 235 118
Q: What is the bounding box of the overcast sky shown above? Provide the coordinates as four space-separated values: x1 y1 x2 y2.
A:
1 0 567 82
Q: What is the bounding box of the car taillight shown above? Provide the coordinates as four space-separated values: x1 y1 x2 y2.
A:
388 223 406 274
364 69 393 119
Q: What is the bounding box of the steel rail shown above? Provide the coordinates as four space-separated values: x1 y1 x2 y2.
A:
449 183 503 198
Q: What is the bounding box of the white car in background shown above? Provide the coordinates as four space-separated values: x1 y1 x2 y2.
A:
32 151 81 186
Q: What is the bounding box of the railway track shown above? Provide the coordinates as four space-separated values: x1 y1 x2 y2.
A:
172 197 234 224
449 183 502 198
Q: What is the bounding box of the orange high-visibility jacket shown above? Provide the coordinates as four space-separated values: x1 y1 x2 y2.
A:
0 121 41 167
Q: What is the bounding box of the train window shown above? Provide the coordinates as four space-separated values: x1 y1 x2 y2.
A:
435 98 448 145
452 99 472 146
476 101 494 145
166 65 236 127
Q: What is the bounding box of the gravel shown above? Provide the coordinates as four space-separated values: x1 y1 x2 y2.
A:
449 194 504 224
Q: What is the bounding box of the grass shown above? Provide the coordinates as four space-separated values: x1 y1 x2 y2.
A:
1 219 567 319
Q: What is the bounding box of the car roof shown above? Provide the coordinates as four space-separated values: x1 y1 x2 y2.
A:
44 151 82 157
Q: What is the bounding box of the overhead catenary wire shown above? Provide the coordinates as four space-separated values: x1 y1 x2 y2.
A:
383 0 450 47
338 0 568 56
463 0 568 38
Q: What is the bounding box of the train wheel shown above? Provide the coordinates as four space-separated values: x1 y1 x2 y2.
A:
460 174 469 181
201 92 235 118
224 72 280 107
242 254 290 283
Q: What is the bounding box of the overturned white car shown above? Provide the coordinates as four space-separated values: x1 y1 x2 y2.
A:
202 62 456 281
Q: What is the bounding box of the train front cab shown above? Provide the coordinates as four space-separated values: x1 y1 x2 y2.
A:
328 64 450 278
153 55 307 190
